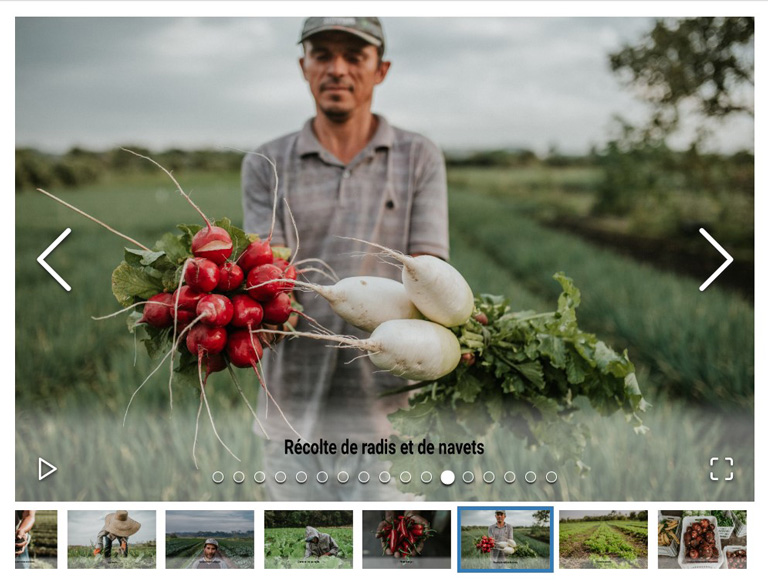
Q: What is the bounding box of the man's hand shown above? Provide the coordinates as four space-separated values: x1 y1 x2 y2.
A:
15 532 30 555
257 294 299 346
377 511 430 558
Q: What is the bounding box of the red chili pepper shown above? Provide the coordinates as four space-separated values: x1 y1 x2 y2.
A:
389 528 397 553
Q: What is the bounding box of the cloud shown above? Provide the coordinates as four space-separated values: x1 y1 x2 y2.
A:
166 510 254 533
15 17 753 153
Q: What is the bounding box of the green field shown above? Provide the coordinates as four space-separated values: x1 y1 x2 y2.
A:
560 520 648 569
15 167 753 501
460 526 550 570
264 527 353 569
68 543 156 569
22 510 58 569
166 536 254 569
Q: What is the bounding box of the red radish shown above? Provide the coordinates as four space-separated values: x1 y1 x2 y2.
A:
262 292 293 325
196 294 234 327
231 294 263 328
246 264 288 301
191 226 233 265
273 258 297 281
137 293 174 328
216 261 244 291
238 240 274 273
226 329 264 368
173 285 203 310
202 353 227 383
169 306 195 327
184 257 220 293
121 148 234 267
186 323 227 356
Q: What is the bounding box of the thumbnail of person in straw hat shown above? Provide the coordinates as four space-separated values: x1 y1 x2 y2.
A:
93 510 141 560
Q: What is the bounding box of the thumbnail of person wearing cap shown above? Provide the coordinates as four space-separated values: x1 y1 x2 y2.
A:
15 510 36 569
488 510 515 564
94 510 141 560
242 17 449 499
304 526 340 558
191 538 230 569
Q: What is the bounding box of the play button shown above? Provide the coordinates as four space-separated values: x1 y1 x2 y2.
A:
38 458 57 481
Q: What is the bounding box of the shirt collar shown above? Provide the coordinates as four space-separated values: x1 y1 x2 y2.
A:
296 115 394 159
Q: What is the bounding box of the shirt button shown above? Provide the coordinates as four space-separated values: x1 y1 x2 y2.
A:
342 170 351 179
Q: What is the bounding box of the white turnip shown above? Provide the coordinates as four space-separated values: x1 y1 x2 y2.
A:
343 238 474 327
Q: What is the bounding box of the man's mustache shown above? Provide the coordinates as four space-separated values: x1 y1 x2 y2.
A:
320 81 354 92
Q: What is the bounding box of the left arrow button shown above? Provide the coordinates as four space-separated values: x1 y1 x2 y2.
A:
37 228 72 291
38 458 57 481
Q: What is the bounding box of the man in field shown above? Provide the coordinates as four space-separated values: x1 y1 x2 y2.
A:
192 538 229 569
242 17 449 499
487 510 515 564
94 510 141 560
304 526 340 558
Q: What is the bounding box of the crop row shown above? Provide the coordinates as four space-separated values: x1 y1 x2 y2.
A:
449 187 753 408
610 521 649 539
583 523 638 561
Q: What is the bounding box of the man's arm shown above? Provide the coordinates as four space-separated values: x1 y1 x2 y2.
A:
326 536 339 556
16 511 35 539
242 152 286 243
408 138 449 260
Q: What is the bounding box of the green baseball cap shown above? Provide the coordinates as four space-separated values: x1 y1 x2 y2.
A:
299 17 385 52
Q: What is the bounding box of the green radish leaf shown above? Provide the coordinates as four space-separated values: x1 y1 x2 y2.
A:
124 248 166 267
386 273 647 476
111 262 164 307
272 246 292 261
213 218 250 261
142 324 173 361
154 232 191 266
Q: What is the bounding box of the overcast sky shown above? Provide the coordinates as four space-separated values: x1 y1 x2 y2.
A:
461 509 548 527
15 16 754 155
68 510 156 545
166 510 254 534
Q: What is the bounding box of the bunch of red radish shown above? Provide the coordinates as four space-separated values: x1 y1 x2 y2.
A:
138 224 297 380
475 535 495 554
376 514 433 558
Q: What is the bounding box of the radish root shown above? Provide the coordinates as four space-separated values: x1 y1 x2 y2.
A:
197 356 241 465
37 188 151 251
121 148 212 229
227 364 269 440
91 300 171 321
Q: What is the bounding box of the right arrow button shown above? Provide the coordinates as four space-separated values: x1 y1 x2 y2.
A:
699 228 733 291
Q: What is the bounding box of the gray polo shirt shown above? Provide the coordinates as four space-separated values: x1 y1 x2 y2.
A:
488 523 514 564
242 115 449 442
